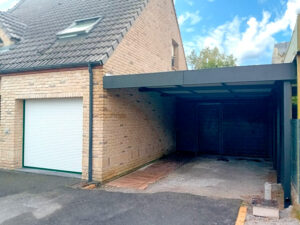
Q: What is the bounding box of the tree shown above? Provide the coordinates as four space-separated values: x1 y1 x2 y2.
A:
187 47 237 70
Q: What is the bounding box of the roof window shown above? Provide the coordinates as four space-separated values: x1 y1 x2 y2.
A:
57 17 102 39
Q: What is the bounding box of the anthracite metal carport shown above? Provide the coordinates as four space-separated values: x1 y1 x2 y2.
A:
103 63 296 206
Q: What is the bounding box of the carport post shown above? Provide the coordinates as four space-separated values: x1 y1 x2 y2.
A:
276 98 281 180
283 81 292 207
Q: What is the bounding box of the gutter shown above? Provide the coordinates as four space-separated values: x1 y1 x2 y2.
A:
0 61 103 75
88 63 94 182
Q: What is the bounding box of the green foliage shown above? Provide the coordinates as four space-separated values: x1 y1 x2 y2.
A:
187 47 237 70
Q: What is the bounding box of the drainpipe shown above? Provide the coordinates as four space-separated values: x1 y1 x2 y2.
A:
88 63 94 182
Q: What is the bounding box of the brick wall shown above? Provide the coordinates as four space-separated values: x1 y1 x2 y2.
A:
104 0 187 75
100 0 186 181
101 89 176 181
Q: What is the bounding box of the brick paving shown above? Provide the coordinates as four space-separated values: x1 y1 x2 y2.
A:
106 160 182 190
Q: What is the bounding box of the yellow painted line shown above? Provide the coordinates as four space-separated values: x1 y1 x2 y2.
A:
235 206 247 225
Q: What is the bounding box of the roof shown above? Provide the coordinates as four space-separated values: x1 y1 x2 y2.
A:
0 12 27 40
272 42 290 64
103 63 296 99
0 0 149 73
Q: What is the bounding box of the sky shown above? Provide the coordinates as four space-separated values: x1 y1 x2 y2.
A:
175 0 300 65
1 0 300 65
0 0 18 12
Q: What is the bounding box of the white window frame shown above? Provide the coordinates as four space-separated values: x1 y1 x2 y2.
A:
57 17 102 39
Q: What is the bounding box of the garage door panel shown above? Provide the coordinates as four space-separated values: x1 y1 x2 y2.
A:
24 98 83 173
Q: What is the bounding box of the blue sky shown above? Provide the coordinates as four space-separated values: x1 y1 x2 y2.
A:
174 0 300 65
1 0 300 65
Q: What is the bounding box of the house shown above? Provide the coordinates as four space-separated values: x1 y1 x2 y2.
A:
272 42 290 64
1 0 300 209
0 0 187 181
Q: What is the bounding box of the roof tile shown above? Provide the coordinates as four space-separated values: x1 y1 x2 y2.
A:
0 0 148 72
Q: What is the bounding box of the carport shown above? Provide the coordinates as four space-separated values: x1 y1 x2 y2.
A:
103 63 297 205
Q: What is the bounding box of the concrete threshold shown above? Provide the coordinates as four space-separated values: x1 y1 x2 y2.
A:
15 168 82 179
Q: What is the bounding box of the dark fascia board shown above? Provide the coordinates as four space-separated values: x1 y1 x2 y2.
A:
103 63 296 89
103 71 184 89
0 61 103 75
183 63 296 85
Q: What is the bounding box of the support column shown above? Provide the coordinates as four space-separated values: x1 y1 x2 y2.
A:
276 87 282 183
283 81 292 207
297 56 300 119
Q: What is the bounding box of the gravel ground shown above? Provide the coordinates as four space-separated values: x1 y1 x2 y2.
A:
245 207 300 225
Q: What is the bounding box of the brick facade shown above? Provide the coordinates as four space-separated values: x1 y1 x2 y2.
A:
0 0 186 182
100 0 187 181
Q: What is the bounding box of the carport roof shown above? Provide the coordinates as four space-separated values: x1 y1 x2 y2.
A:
103 63 296 99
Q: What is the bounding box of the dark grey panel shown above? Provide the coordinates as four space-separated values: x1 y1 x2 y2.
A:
183 63 296 85
282 81 292 206
176 100 269 158
103 63 296 89
103 71 184 89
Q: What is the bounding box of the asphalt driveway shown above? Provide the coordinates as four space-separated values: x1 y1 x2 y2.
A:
0 170 241 225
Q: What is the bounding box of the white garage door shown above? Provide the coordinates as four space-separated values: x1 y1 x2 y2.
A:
24 98 83 173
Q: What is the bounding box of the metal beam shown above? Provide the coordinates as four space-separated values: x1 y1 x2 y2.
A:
103 71 184 89
103 63 296 89
276 89 282 183
184 63 296 85
156 93 272 99
139 84 275 93
283 81 292 207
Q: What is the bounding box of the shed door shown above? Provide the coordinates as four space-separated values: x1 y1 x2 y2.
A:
24 98 83 173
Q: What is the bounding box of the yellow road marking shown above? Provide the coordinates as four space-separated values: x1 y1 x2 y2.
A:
235 206 247 225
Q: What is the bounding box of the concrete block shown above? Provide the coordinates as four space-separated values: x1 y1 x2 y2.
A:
252 198 279 219
253 205 279 219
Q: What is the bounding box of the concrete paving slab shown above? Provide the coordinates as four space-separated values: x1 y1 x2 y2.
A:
107 160 183 190
145 156 276 201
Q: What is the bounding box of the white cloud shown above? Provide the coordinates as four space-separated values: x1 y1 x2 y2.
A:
185 0 194 6
178 11 202 26
186 27 195 32
0 0 19 11
0 0 13 5
186 0 300 65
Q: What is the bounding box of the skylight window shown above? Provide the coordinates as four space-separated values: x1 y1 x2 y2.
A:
57 17 102 39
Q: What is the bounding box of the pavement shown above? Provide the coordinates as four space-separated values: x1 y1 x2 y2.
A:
107 159 183 190
105 156 276 201
0 169 242 225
